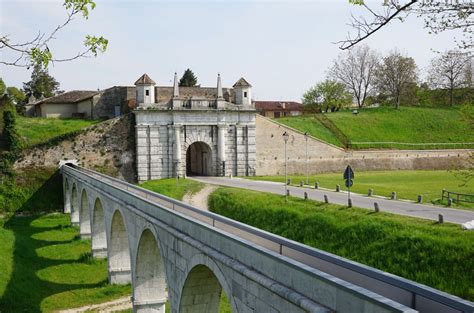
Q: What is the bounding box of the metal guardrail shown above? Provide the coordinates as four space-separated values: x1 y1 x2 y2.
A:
64 165 474 313
442 190 474 204
349 141 474 150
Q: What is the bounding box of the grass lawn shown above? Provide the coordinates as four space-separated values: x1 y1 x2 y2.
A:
278 107 474 149
0 214 130 312
140 178 205 200
16 116 97 148
209 187 474 301
247 170 474 209
276 116 342 147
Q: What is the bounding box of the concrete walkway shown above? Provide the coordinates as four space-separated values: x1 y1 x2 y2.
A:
190 176 474 225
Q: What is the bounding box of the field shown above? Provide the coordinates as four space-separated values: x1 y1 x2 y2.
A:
209 187 474 301
277 107 474 149
16 116 97 148
247 170 474 209
0 214 130 312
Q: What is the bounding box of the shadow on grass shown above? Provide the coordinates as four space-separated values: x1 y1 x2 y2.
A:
0 215 117 312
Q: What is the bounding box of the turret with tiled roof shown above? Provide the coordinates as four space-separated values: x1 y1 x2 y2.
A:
135 73 156 86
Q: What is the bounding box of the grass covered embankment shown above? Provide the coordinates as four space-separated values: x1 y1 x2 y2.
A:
278 107 474 149
0 214 130 312
140 178 205 200
16 117 97 148
247 170 474 209
209 187 474 301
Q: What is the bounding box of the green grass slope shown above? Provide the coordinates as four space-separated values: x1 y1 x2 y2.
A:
248 170 474 209
16 117 97 148
209 188 474 301
278 107 474 149
140 178 205 200
0 214 130 312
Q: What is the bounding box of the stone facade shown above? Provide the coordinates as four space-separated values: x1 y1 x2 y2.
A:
256 115 473 175
134 73 256 182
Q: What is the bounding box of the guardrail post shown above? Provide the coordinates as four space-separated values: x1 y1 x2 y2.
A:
286 190 290 197
287 178 291 185
438 214 444 223
368 188 373 196
391 191 397 200
447 198 452 207
315 182 319 189
324 195 328 203
300 180 304 187
336 184 340 192
417 195 423 203
304 192 308 200
374 202 380 212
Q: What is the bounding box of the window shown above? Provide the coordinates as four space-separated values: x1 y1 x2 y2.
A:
244 92 247 98
145 89 150 96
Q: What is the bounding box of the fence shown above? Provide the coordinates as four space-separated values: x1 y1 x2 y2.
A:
442 189 474 204
348 141 474 150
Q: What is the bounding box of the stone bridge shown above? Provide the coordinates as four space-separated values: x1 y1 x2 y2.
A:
61 165 474 313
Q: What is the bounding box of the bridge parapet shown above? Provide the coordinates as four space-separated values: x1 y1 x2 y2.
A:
62 165 474 313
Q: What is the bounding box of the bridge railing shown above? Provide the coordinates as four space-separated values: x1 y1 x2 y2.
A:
64 165 474 313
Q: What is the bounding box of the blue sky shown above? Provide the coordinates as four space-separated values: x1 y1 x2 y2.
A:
0 0 463 100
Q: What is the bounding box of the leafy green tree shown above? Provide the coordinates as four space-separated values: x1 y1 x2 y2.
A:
303 80 352 112
374 51 418 110
6 87 26 105
0 0 107 69
179 69 198 87
0 78 5 95
23 65 60 99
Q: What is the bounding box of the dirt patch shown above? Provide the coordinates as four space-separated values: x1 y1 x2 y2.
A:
182 185 217 211
56 296 132 313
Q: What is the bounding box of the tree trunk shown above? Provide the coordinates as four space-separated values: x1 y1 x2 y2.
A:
449 88 454 107
396 94 400 110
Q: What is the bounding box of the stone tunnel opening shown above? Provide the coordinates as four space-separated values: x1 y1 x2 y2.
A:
109 210 131 284
134 229 167 312
179 265 232 313
186 141 212 176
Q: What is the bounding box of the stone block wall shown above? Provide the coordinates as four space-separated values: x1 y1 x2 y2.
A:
256 115 473 175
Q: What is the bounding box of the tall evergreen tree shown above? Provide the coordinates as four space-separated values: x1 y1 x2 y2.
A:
179 69 198 87
23 64 60 99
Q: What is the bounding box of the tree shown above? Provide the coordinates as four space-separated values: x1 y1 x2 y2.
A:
340 1 473 51
374 51 418 109
6 87 26 105
329 45 379 108
23 65 60 99
302 80 352 112
0 0 107 69
428 50 472 106
0 78 5 95
179 69 198 87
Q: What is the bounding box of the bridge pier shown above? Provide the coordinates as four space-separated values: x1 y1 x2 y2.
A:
92 247 108 259
109 268 132 285
133 299 166 313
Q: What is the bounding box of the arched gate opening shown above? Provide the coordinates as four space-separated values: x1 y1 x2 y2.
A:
186 142 212 176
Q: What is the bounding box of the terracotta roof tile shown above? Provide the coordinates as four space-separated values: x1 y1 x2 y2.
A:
135 73 156 85
36 90 99 105
233 77 252 88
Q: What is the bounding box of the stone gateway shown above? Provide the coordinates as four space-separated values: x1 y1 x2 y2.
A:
134 73 256 182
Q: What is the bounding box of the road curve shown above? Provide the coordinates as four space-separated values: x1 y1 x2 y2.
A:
190 176 474 225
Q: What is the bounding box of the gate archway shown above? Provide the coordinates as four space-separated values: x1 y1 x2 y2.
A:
186 142 212 176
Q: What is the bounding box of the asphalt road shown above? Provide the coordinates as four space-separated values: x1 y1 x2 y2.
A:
191 176 474 225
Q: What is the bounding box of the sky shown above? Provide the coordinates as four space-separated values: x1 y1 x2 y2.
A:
0 0 465 101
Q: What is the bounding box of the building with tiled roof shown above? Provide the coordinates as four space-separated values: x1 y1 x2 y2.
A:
254 101 303 118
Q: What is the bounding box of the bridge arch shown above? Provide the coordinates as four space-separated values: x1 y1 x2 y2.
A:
64 178 71 213
108 209 132 284
91 197 107 258
80 189 91 239
178 254 236 313
71 183 79 226
133 228 168 312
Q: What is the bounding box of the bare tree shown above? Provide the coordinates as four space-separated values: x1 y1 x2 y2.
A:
428 50 472 106
375 50 418 109
329 45 379 108
0 0 107 69
339 0 473 51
